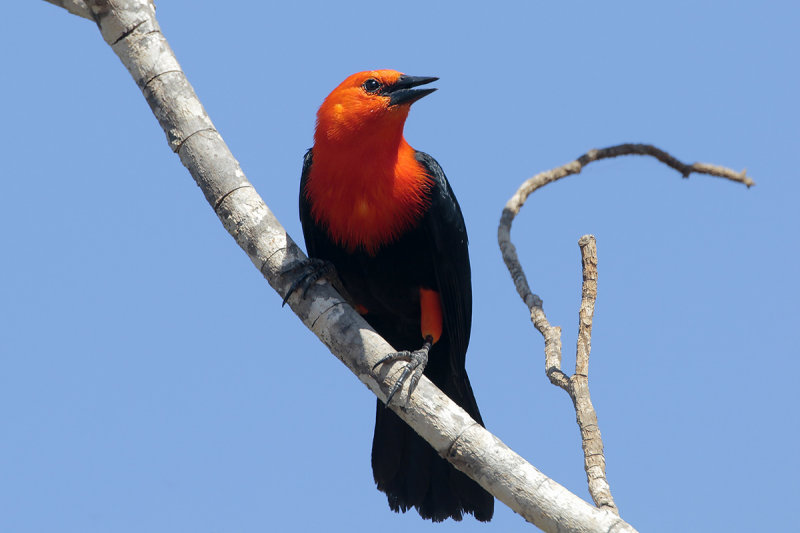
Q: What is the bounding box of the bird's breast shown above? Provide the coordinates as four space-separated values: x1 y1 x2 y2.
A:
305 150 433 255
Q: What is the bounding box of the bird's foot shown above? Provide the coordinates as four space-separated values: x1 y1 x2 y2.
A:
372 336 433 405
282 258 336 306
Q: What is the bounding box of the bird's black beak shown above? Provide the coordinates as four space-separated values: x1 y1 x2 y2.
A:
382 75 438 107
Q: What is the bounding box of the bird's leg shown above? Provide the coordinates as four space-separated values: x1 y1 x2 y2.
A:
281 258 337 306
372 335 433 405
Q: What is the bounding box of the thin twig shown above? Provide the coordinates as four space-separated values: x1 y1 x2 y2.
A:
497 144 753 514
571 236 614 512
575 236 597 379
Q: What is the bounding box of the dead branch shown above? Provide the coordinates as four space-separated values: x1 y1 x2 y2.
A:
497 144 753 513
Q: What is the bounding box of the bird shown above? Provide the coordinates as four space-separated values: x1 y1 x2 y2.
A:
286 69 493 522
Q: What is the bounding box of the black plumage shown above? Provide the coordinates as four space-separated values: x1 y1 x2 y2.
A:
298 149 494 522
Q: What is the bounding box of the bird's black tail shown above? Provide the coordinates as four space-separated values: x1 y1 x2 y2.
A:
370 371 494 522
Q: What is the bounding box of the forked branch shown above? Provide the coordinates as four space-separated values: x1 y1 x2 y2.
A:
497 144 753 513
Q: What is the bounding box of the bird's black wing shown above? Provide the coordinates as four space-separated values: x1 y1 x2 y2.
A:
415 151 472 371
298 148 322 258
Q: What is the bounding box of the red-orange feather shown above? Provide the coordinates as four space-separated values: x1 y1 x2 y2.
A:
304 70 433 255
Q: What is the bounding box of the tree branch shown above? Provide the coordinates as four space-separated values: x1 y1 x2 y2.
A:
497 145 753 514
44 0 92 20
570 235 615 512
44 0 638 531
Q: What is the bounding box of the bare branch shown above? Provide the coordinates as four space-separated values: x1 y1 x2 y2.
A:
498 145 753 514
572 236 614 512
498 144 754 327
501 144 754 231
46 1 638 531
44 0 92 20
575 235 597 379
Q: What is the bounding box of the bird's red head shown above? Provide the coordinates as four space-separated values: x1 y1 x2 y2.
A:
307 70 439 253
315 69 438 145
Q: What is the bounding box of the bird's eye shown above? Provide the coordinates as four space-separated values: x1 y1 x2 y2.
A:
362 78 381 93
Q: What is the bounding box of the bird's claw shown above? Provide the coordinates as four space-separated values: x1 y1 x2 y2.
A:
282 258 336 306
373 336 433 405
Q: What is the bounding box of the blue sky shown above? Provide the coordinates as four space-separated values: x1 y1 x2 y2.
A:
2 1 797 532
